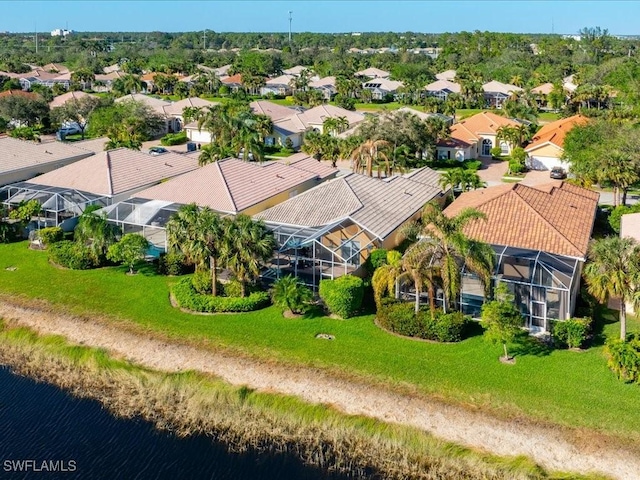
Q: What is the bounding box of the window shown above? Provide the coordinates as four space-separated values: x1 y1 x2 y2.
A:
340 240 361 267
482 138 492 156
500 141 509 155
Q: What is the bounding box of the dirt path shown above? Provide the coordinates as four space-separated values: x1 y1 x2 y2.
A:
1 300 638 480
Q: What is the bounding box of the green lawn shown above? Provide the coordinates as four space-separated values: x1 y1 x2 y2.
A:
1 241 639 444
538 112 561 122
353 101 404 112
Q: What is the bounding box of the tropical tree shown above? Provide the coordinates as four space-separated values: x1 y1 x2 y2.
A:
371 250 403 308
166 204 227 297
74 206 119 265
584 237 640 340
271 275 313 315
351 139 391 178
400 202 495 313
221 214 276 297
482 283 525 361
107 233 150 274
51 95 101 139
198 143 234 166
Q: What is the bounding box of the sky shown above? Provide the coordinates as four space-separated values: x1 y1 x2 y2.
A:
1 1 640 36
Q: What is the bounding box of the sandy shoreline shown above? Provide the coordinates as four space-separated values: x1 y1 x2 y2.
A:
0 299 638 480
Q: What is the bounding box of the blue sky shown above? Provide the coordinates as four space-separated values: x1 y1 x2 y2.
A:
1 1 639 35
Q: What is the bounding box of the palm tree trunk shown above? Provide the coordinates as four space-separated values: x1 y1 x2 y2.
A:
622 188 628 207
414 280 420 314
503 342 509 359
241 281 246 298
620 300 627 341
210 255 217 297
428 273 436 319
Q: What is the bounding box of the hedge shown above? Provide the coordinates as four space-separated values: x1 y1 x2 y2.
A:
37 227 64 246
605 333 640 384
377 300 469 342
48 241 95 270
552 318 592 349
172 277 270 313
157 252 192 276
160 132 188 146
319 275 364 319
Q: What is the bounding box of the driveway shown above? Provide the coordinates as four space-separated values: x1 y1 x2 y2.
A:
476 158 507 186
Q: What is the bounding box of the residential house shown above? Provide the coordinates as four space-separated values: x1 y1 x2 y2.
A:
103 64 122 74
260 74 296 96
308 76 337 100
436 111 522 161
255 167 446 288
524 115 588 171
1 147 201 229
531 82 555 110
563 75 578 93
161 97 218 133
354 67 390 79
0 90 40 101
0 137 96 187
482 80 522 108
282 65 312 76
221 73 244 92
396 107 453 126
435 182 599 332
362 78 404 101
424 79 461 101
92 71 126 92
435 70 456 82
620 212 640 314
101 156 338 251
49 91 98 109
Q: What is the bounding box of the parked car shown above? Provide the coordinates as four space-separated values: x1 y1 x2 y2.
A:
149 146 168 155
550 167 567 179
58 126 81 136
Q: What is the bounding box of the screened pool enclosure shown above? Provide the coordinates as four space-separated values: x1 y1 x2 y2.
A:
399 244 582 332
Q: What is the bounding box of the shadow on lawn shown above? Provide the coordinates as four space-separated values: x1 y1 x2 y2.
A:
510 332 553 357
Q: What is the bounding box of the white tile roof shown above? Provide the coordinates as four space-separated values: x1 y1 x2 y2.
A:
283 65 311 75
482 80 523 95
49 91 98 108
161 97 219 117
355 67 390 78
435 70 456 81
425 79 461 93
249 100 298 121
265 74 296 86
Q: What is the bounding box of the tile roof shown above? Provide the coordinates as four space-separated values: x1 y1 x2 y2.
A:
525 115 589 152
354 67 390 78
435 70 457 81
621 212 640 243
161 97 218 116
363 78 404 91
265 74 296 86
278 154 339 180
221 73 243 84
531 82 555 95
0 137 95 177
133 157 325 214
249 100 298 121
255 167 443 239
31 148 200 196
49 91 97 108
482 80 523 95
297 104 365 126
425 79 461 93
443 182 599 259
309 76 336 88
283 65 311 75
70 137 109 153
103 64 121 74
0 90 40 100
451 111 521 139
115 93 171 115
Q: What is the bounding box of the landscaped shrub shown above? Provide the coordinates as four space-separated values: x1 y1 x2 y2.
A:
376 301 469 342
160 132 188 146
366 248 388 273
552 318 592 349
191 270 212 294
157 252 192 276
172 277 270 313
490 146 503 159
608 204 640 234
605 333 640 384
48 240 94 270
37 227 64 246
319 275 364 319
222 279 244 298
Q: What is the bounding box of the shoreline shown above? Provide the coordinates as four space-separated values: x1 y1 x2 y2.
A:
0 298 637 479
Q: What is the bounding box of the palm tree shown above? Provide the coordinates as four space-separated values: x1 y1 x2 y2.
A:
438 169 462 199
401 202 495 313
74 206 118 265
254 114 273 144
372 250 403 308
584 237 640 340
198 143 234 166
221 215 276 297
351 139 391 178
166 204 227 297
271 275 313 315
301 131 325 160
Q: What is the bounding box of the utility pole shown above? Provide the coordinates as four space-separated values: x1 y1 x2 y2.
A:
288 11 292 47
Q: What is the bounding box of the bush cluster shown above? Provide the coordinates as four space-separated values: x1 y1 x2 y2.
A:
552 318 592 349
366 248 388 274
172 277 270 313
605 333 640 384
377 300 469 342
160 132 188 146
37 227 64 246
48 241 95 270
319 275 364 318
157 252 192 276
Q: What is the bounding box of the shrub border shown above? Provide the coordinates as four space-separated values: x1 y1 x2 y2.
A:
171 277 270 314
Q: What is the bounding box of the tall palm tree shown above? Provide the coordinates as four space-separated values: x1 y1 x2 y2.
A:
74 206 118 265
166 204 227 297
438 169 462 199
401 202 495 313
198 143 234 166
584 237 640 340
351 139 391 178
372 250 403 307
221 215 276 297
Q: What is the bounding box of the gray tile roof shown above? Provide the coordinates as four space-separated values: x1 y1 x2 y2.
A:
255 168 443 240
0 137 95 176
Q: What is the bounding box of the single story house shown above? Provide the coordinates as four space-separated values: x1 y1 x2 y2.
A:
531 82 556 109
161 97 219 133
435 70 456 82
0 137 96 187
254 167 446 288
221 74 244 92
424 79 461 101
49 91 98 109
482 80 522 109
362 78 404 101
1 147 201 229
282 65 312 76
354 67 390 79
260 74 296 96
308 76 337 100
100 156 338 251
92 71 126 92
431 182 599 332
524 115 588 171
436 111 522 161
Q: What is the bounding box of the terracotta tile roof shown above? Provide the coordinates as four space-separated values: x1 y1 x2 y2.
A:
531 82 554 95
221 73 243 84
443 182 599 259
0 90 40 100
255 167 443 239
525 115 589 152
133 157 325 214
456 111 521 135
32 148 200 197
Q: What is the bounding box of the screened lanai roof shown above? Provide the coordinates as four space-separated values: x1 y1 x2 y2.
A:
98 198 184 228
0 181 108 214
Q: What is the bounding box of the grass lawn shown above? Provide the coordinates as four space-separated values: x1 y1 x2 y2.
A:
455 109 484 120
1 241 639 444
538 112 561 122
353 102 404 112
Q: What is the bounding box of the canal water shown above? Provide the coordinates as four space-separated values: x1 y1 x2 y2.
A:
0 366 349 479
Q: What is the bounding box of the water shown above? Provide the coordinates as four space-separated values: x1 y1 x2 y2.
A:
0 366 348 479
